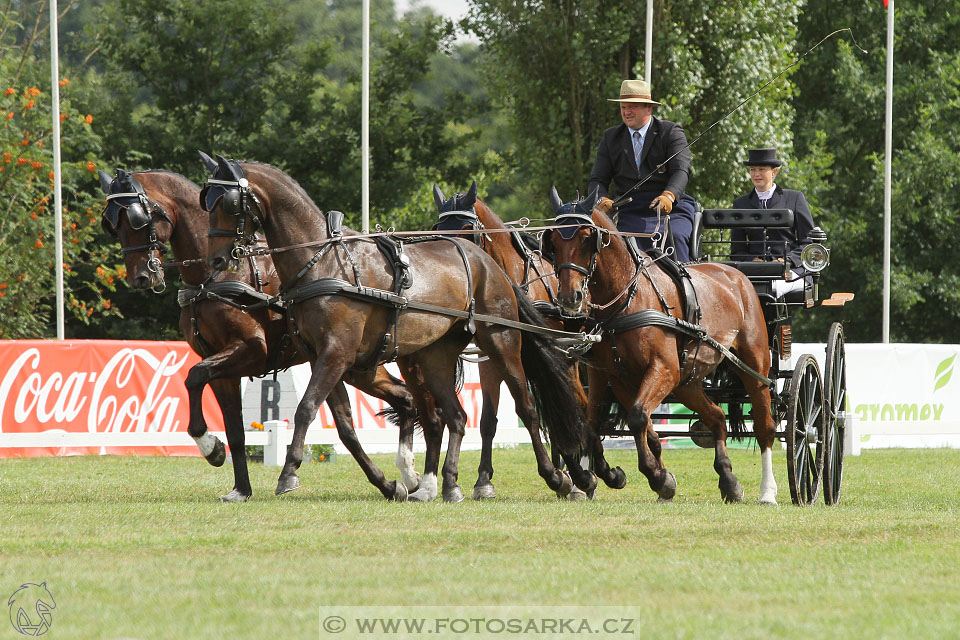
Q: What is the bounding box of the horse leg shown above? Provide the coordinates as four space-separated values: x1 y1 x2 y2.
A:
277 350 351 495
346 367 422 493
673 385 744 503
737 362 778 505
207 378 251 502
183 340 267 467
398 363 443 502
623 366 679 501
473 361 501 499
326 379 407 501
582 370 627 490
478 331 570 496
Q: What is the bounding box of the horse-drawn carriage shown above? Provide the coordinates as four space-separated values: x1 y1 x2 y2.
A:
589 205 852 506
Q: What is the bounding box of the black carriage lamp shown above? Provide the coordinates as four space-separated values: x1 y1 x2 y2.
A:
801 227 830 273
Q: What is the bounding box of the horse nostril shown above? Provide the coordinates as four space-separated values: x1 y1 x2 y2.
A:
133 275 150 289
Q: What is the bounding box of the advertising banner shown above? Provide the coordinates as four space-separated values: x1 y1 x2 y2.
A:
792 343 960 449
0 340 223 458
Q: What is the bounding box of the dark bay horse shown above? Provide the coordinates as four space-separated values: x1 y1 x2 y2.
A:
546 190 778 504
204 158 590 501
98 168 424 501
433 182 600 500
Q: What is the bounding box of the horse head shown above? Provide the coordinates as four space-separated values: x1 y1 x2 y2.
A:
201 153 265 272
432 181 484 245
544 186 604 317
98 168 176 292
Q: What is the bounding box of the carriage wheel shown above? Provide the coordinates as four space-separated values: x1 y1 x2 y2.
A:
785 354 825 505
823 322 847 505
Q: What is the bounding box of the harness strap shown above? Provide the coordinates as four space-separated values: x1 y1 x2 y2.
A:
603 309 774 388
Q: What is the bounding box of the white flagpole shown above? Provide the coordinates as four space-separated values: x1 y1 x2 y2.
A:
644 0 653 83
882 0 893 343
361 0 370 234
49 0 64 340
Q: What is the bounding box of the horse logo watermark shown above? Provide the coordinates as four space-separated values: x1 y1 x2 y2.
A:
7 583 56 636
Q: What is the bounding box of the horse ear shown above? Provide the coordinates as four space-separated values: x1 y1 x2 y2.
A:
214 153 235 179
98 170 114 194
549 186 563 215
198 150 218 173
465 180 478 206
585 185 600 212
432 184 446 210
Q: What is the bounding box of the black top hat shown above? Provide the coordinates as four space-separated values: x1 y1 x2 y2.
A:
743 148 782 167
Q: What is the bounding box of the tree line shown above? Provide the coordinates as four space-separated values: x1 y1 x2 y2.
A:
1 0 957 343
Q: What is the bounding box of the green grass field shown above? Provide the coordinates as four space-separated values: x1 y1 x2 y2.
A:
2 446 959 639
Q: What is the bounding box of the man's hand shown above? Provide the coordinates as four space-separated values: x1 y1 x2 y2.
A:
598 197 614 213
650 190 675 214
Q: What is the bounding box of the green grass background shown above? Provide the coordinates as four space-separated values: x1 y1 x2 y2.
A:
2 446 959 639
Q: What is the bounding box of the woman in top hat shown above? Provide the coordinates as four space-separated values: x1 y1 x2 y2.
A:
732 147 817 297
588 79 698 262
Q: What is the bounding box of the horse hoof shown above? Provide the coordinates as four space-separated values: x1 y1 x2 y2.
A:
443 486 465 503
218 489 250 503
604 466 627 490
205 439 227 468
577 471 599 494
657 496 674 503
554 471 574 498
275 475 301 495
657 471 677 501
723 486 745 504
567 486 588 501
391 481 409 502
759 497 779 506
472 483 496 500
407 489 434 503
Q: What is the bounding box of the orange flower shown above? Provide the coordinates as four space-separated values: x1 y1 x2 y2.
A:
84 114 93 124
118 266 127 278
71 299 78 307
2 152 10 163
5 112 12 120
71 238 80 244
33 240 43 249
59 113 68 123
103 299 112 309
87 308 93 316
30 212 38 221
31 160 41 170
16 157 27 166
0 292 6 298
0 283 7 289
59 78 69 87
86 161 95 172
96 266 105 277
27 87 40 97
48 172 54 179
17 273 25 282
24 99 34 110
4 88 14 96
70 222 76 229
20 138 28 146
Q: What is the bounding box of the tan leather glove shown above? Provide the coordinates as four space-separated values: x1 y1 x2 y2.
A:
598 197 614 213
650 190 675 214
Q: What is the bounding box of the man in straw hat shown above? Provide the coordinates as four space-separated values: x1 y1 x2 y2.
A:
732 147 817 297
588 79 697 262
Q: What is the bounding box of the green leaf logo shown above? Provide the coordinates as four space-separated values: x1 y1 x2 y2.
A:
933 354 956 393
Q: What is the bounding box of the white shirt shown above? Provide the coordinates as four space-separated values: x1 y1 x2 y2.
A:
755 184 777 202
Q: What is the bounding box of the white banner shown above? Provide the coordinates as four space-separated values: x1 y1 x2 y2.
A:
792 342 960 449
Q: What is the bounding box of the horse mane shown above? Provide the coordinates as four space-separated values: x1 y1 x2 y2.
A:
135 169 200 188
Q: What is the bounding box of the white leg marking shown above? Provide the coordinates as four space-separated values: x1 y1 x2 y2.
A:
759 447 778 505
395 443 420 491
193 432 218 457
407 472 438 502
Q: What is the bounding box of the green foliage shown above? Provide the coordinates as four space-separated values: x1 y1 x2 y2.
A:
0 1 117 338
794 0 960 342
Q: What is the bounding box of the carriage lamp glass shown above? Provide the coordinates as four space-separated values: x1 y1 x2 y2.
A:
800 243 829 272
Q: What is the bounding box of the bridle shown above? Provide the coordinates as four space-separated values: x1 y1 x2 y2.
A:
545 209 610 318
200 157 265 262
101 173 174 293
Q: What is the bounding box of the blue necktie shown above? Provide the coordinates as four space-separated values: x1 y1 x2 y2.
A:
633 131 643 170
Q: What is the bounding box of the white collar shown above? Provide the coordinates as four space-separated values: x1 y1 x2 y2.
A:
755 184 777 200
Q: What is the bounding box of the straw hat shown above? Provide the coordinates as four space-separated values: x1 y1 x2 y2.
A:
608 79 661 105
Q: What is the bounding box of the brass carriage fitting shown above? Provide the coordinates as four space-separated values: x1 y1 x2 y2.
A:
778 324 792 361
801 227 830 272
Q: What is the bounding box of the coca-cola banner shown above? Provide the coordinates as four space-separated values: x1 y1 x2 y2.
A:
0 340 224 458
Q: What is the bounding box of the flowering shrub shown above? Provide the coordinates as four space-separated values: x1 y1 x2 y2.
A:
0 64 115 337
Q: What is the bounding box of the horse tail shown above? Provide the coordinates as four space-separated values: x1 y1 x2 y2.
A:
376 407 422 432
726 401 746 441
512 284 584 457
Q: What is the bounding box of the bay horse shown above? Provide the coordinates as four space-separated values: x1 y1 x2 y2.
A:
433 182 603 500
98 167 425 501
203 157 591 501
546 189 778 504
